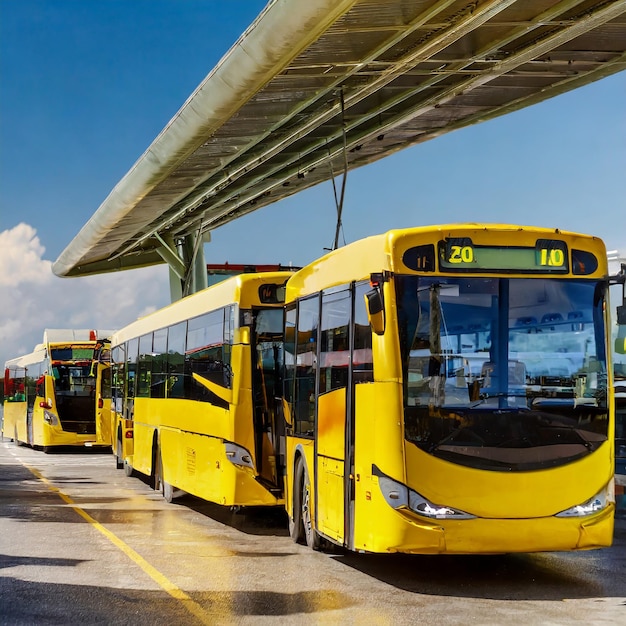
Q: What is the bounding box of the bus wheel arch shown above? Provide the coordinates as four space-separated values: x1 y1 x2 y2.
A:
152 435 182 502
289 455 305 544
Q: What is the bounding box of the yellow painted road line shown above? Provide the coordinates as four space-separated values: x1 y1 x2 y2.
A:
25 464 214 626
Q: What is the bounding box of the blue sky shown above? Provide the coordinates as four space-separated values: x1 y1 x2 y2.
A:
0 0 625 367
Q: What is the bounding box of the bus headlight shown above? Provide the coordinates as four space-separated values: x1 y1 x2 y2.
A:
43 411 59 426
224 442 255 469
408 491 475 520
378 472 475 520
555 484 612 518
378 474 409 508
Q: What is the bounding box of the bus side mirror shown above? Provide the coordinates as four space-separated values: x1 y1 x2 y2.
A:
366 288 385 335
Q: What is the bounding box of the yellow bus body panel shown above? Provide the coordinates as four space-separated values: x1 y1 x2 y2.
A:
130 392 280 506
317 455 345 541
3 401 26 442
112 411 134 460
316 388 347 540
95 397 112 446
404 440 613 519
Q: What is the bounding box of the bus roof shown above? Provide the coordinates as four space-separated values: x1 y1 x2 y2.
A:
286 223 607 296
43 329 115 344
111 270 293 345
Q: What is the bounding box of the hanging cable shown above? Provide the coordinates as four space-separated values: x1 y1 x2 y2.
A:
332 87 349 251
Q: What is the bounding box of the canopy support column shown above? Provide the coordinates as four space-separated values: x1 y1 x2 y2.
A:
154 232 208 301
181 230 208 298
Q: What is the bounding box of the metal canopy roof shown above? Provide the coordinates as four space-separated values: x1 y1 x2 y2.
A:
53 0 626 278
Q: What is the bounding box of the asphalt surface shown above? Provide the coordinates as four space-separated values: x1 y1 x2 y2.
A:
1 438 624 625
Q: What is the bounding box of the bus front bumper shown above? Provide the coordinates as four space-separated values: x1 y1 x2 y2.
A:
382 504 616 554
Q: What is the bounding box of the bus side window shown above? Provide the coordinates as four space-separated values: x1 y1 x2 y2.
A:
295 296 319 436
354 282 374 383
320 289 351 394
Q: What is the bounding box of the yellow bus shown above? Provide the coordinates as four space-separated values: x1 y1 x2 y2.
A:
3 329 113 451
111 271 293 504
283 224 619 554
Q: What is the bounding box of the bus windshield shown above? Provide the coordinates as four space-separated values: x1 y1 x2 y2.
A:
395 276 609 471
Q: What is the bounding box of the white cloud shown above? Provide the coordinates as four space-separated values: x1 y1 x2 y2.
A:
0 223 51 287
0 223 169 369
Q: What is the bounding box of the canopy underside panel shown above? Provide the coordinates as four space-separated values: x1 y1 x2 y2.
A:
53 0 626 278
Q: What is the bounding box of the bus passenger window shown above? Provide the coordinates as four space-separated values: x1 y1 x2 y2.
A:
295 296 319 436
354 282 374 383
320 289 351 394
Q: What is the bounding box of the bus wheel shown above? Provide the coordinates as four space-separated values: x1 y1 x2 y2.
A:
154 447 183 503
115 437 123 470
162 479 184 504
123 458 134 477
301 464 321 551
163 479 173 503
151 446 161 491
289 459 305 544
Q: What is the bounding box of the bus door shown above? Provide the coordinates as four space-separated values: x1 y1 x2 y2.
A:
252 308 284 491
25 365 44 445
315 286 354 546
26 390 34 445
96 362 112 446
124 338 138 422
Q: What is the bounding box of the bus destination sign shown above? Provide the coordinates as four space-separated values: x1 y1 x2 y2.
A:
438 238 569 273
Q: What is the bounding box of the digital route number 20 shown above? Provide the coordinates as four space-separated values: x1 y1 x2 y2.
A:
447 245 474 264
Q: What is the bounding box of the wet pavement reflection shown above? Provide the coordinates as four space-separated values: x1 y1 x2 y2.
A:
1 439 624 625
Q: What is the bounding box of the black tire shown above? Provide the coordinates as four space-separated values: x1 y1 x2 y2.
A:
115 437 123 470
152 444 161 491
162 479 177 503
289 459 305 544
155 447 181 503
301 463 321 551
